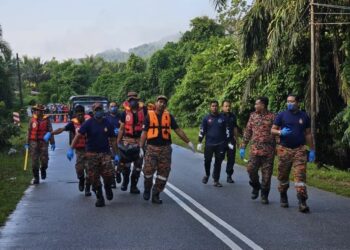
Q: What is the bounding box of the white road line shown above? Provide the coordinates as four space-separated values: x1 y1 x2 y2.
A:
164 188 242 250
166 182 263 250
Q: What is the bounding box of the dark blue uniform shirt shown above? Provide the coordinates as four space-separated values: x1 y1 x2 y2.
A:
221 112 237 143
199 113 228 146
78 118 114 153
106 113 120 129
274 110 311 149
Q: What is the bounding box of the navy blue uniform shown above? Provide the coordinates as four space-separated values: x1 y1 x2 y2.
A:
221 112 237 177
106 113 120 132
199 113 229 182
274 110 311 149
78 118 114 153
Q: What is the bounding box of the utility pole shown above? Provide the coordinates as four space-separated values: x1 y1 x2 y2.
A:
16 53 23 107
310 0 316 148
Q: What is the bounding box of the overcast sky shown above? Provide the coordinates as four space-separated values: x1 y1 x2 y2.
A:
0 0 218 60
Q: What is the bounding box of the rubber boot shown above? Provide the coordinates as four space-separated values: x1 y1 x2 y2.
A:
143 177 152 201
95 186 105 207
297 194 310 213
85 183 92 197
78 176 85 192
280 192 289 208
105 184 113 201
32 169 40 185
249 181 260 200
151 187 162 204
41 168 47 180
121 169 130 191
115 171 122 184
261 189 270 205
130 171 140 194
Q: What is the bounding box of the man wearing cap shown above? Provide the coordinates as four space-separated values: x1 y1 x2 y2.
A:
25 104 55 184
106 101 121 187
140 95 195 204
44 105 92 196
117 92 147 194
70 102 118 207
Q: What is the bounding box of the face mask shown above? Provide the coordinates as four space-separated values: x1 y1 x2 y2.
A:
94 110 104 119
129 100 138 109
110 107 117 113
287 103 295 111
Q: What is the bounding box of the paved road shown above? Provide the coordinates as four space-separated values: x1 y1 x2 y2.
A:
1 124 350 249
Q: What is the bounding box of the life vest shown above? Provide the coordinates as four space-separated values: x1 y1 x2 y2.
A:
125 109 144 136
29 115 50 140
71 118 87 149
147 110 171 140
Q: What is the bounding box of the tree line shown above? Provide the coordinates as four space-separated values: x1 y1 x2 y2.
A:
0 0 349 169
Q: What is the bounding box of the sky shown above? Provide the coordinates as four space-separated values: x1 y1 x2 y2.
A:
0 0 217 60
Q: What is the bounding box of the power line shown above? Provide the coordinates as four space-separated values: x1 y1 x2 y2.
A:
312 3 350 11
313 22 350 25
314 12 350 15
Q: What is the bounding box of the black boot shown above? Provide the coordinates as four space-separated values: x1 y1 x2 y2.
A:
143 188 151 200
110 178 117 189
78 176 85 192
297 194 310 213
261 189 270 204
151 187 163 204
280 192 289 208
105 184 113 201
249 181 260 200
32 169 40 185
130 172 140 194
95 186 105 207
121 170 130 191
227 175 234 183
85 183 92 197
41 168 47 180
116 171 122 184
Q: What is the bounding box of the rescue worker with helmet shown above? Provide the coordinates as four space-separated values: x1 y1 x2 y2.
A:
139 95 195 204
117 92 147 194
69 103 118 207
44 105 92 196
25 104 55 184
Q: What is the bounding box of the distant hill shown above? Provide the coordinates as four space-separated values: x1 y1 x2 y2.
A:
96 33 181 62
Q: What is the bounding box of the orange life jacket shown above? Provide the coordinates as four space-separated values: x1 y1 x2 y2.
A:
147 110 171 140
124 109 144 136
71 118 87 149
29 115 50 140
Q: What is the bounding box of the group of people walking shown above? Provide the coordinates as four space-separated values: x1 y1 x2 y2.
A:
25 92 315 213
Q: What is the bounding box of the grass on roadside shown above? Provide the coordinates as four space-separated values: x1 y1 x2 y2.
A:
172 127 350 198
0 124 32 226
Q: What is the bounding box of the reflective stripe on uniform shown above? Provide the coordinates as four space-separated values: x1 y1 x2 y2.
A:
156 175 167 181
144 174 153 179
295 182 305 187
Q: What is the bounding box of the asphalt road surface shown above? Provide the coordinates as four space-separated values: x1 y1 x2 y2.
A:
1 124 350 250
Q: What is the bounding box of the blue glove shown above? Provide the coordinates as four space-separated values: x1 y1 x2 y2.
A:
114 154 120 164
114 128 119 136
66 148 74 161
280 127 292 136
239 148 245 159
24 143 29 150
51 144 56 151
43 132 51 142
309 150 315 162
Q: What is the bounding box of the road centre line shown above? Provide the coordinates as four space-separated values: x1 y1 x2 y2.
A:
164 188 242 250
166 182 263 250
